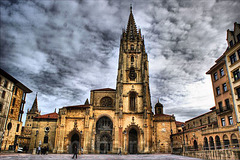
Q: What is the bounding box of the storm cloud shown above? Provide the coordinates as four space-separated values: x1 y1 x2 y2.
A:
1 0 240 123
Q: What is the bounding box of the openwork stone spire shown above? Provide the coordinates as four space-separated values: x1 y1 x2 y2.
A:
29 93 39 113
126 5 138 41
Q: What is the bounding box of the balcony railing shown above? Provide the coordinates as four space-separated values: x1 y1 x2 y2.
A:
216 105 232 114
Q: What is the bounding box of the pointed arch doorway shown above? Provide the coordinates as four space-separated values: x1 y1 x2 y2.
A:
129 128 138 154
69 133 80 153
95 116 113 154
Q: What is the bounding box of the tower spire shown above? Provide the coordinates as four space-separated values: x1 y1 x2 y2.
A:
29 92 39 113
126 4 138 41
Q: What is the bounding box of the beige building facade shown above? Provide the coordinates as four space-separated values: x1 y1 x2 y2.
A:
171 23 240 157
52 7 177 154
29 112 58 152
0 70 14 145
224 22 240 124
0 69 32 151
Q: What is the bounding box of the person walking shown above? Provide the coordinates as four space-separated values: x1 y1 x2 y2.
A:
72 145 78 159
81 147 83 155
118 148 122 155
37 146 41 155
46 145 49 155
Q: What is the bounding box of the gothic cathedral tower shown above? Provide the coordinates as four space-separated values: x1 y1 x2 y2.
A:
116 6 153 154
116 6 151 116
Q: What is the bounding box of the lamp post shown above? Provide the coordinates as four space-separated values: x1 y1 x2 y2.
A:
181 124 185 155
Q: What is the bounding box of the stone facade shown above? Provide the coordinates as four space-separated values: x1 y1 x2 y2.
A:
184 150 240 160
171 23 240 158
0 69 32 151
224 22 240 123
29 112 58 152
172 109 217 152
52 7 177 154
19 95 40 150
0 72 14 145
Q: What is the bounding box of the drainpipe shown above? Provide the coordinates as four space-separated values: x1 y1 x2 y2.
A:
225 57 240 133
0 85 14 151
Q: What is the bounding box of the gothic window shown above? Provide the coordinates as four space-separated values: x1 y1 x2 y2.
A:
131 56 134 62
44 136 48 143
131 45 134 50
100 97 113 107
129 67 137 80
129 92 136 111
96 117 113 133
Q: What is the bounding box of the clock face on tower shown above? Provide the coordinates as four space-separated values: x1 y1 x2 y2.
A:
129 66 137 80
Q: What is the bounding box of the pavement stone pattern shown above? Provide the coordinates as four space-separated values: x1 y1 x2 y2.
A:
0 153 202 160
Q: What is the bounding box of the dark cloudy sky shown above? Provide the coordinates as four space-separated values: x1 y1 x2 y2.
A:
1 0 240 123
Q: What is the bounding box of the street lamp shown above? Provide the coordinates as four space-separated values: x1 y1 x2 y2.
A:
181 124 185 154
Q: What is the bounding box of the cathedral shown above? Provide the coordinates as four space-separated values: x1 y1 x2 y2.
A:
23 7 179 154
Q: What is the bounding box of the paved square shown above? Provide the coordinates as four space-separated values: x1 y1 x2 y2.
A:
0 153 201 160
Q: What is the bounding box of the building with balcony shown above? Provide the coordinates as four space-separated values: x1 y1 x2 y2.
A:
0 68 32 151
224 22 240 124
171 23 240 159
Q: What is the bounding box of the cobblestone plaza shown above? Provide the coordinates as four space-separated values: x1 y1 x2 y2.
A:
0 154 201 160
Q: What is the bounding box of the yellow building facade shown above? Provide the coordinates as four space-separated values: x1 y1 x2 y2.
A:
171 23 240 159
224 22 240 124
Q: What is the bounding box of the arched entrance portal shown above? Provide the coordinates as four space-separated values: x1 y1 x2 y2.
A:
193 140 198 151
129 128 138 154
100 134 112 154
95 116 113 154
70 133 80 153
